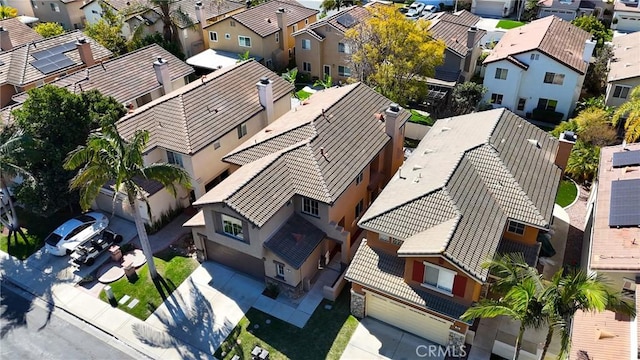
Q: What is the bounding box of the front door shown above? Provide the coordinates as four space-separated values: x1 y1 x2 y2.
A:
323 65 331 78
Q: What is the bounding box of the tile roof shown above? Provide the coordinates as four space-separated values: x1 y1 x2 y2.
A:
359 109 561 282
428 14 486 57
229 0 318 37
104 176 164 196
194 83 410 227
569 309 635 360
537 0 580 10
11 44 194 105
0 30 112 87
170 0 246 28
608 32 640 82
436 9 482 27
292 6 370 40
614 0 640 12
263 214 326 269
483 16 592 74
345 240 472 323
589 143 640 271
496 238 541 267
115 60 293 155
0 18 43 50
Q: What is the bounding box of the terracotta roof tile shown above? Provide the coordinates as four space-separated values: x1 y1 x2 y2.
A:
0 18 43 50
608 32 640 82
230 0 318 37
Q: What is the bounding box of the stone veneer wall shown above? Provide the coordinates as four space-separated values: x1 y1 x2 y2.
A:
350 289 365 318
266 277 305 299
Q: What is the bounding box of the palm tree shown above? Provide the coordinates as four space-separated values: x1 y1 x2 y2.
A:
126 0 195 50
612 85 640 142
64 125 191 278
462 276 546 360
282 68 298 98
538 270 636 360
565 141 600 185
0 130 33 246
314 75 333 90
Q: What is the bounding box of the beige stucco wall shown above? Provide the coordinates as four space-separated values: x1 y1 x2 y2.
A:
502 223 539 245
32 0 84 30
5 0 34 17
294 23 352 82
605 77 640 108
328 164 371 235
263 230 326 288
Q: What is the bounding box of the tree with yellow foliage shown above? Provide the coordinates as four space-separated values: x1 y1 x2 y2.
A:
0 5 18 19
344 4 445 105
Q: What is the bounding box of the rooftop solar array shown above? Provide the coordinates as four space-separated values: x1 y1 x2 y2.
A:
613 149 640 168
609 178 640 227
31 53 76 75
31 42 77 60
336 13 357 28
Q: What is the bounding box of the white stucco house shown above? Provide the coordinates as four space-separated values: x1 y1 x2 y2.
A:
611 0 640 33
482 16 594 121
472 0 516 17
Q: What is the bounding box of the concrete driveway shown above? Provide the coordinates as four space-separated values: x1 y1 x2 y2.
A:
141 261 264 356
341 318 445 360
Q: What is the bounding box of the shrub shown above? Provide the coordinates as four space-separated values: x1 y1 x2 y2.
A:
531 108 564 124
144 205 184 235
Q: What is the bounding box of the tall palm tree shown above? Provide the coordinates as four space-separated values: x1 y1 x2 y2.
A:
565 141 600 185
0 130 33 246
462 276 546 360
612 85 640 142
126 0 195 49
538 270 636 360
64 125 191 278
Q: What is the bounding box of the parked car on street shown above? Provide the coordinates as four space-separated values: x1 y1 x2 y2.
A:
45 212 109 256
405 2 426 19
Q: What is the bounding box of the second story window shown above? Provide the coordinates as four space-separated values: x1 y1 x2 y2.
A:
338 42 351 54
302 39 311 50
209 31 218 42
494 68 508 80
355 199 364 219
239 36 251 47
166 150 184 167
543 72 565 85
507 220 525 235
355 171 363 185
230 20 236 27
302 197 319 216
423 263 456 293
51 3 60 12
613 85 630 99
237 123 247 139
221 214 244 240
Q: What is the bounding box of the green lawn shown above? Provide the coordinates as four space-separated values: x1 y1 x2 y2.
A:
296 90 312 100
216 287 359 360
556 179 578 207
409 109 434 126
99 250 199 320
0 207 79 259
496 20 525 29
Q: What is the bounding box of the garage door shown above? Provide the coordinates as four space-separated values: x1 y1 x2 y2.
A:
473 1 505 16
366 291 452 345
539 9 576 21
617 15 640 33
205 240 265 279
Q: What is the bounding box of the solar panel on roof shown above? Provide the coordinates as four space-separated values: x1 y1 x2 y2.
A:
613 150 640 168
609 178 640 227
31 53 76 75
31 41 77 60
31 49 53 60
336 13 357 28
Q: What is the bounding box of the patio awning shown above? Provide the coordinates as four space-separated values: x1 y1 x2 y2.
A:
186 49 263 71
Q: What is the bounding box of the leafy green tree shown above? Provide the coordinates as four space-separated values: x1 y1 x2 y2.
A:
125 0 195 52
314 74 333 89
84 1 127 55
34 22 65 38
574 95 611 116
583 45 613 97
345 5 445 105
612 85 640 142
565 140 600 184
64 126 191 279
450 81 487 115
282 68 299 98
571 15 612 49
236 50 253 63
10 86 126 215
0 5 18 19
320 0 359 15
127 32 185 60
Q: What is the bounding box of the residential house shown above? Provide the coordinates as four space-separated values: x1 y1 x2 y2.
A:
184 83 409 296
0 30 112 108
345 108 574 351
82 0 246 58
10 44 194 110
571 143 640 360
203 0 318 70
0 18 43 52
108 60 292 225
292 6 368 83
536 0 603 20
428 10 486 83
2 0 35 17
612 0 640 33
605 32 640 107
482 16 594 120
471 0 516 17
31 0 86 30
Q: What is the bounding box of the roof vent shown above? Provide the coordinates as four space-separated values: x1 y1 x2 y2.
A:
441 127 451 132
413 164 423 171
374 113 385 122
527 139 541 148
423 148 434 155
267 18 271 23
260 76 270 84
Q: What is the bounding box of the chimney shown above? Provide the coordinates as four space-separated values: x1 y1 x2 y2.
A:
76 37 95 66
555 131 577 174
0 27 12 51
153 57 172 95
384 103 404 179
257 76 274 124
276 8 288 52
467 26 477 50
195 1 204 25
583 39 596 63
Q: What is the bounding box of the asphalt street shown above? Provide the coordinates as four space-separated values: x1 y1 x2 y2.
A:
0 281 143 360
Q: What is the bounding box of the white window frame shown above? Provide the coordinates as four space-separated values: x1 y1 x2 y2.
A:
613 85 630 99
338 42 350 54
490 93 503 105
543 72 565 85
238 36 251 47
301 39 311 50
237 123 247 138
275 262 285 278
166 150 184 167
338 65 351 77
303 61 311 72
221 214 244 240
421 262 456 295
209 31 218 42
507 220 526 235
495 68 508 80
302 197 319 216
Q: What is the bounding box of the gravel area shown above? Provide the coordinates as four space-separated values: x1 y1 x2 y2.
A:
562 183 590 268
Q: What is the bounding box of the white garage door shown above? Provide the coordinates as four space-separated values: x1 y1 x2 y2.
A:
473 1 505 16
366 291 452 345
539 9 576 21
617 15 640 33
